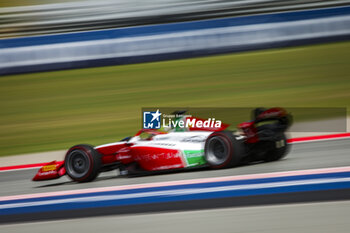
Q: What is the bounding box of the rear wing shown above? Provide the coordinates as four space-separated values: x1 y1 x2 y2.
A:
238 107 292 143
254 107 292 132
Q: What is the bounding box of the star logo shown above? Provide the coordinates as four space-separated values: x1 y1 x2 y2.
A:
143 109 162 129
151 109 161 122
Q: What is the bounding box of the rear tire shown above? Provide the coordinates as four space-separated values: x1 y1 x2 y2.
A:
204 131 243 169
263 134 290 162
65 144 101 182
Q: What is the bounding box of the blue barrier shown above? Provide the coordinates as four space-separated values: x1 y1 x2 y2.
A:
1 6 350 75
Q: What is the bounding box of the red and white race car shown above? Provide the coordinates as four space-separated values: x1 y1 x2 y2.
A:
33 107 292 182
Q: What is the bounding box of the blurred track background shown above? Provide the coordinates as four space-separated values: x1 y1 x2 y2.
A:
0 0 350 231
1 0 350 38
0 42 350 156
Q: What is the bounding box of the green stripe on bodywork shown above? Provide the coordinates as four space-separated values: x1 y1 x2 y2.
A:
183 150 206 167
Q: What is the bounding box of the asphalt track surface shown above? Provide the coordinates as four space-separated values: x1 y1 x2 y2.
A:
1 138 350 230
1 138 350 197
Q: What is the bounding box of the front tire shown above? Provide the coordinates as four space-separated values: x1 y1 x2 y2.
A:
204 131 243 169
65 144 101 182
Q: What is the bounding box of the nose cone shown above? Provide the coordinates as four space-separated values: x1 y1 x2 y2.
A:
32 161 65 181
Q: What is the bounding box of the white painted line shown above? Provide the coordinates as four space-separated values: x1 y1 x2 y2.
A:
0 166 42 173
1 166 350 202
1 177 350 209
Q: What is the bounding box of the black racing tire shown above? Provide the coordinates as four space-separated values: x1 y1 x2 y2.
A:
263 133 290 162
204 131 244 169
64 144 101 182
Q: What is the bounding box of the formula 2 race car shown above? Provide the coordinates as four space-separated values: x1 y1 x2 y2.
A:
33 107 292 182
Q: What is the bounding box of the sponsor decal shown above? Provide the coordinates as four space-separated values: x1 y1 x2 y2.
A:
41 164 57 172
156 164 183 170
134 152 182 162
38 170 57 176
183 150 206 167
151 143 176 147
116 155 132 160
181 135 207 143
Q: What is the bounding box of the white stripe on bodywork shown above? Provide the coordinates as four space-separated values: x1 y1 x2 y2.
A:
94 141 126 149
